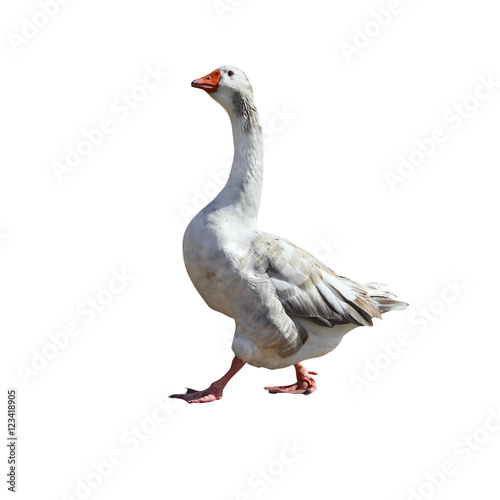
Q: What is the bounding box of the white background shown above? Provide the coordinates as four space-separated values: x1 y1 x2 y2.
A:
1 1 500 499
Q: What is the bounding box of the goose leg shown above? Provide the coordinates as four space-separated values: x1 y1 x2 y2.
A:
265 363 318 395
169 356 245 404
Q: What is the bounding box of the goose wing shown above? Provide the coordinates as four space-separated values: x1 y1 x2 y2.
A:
251 233 382 329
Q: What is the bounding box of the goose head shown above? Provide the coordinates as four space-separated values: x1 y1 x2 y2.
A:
191 65 257 123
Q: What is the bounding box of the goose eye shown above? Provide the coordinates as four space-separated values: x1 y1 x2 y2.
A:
228 71 234 76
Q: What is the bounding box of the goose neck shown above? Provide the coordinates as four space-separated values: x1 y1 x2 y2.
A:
217 106 264 222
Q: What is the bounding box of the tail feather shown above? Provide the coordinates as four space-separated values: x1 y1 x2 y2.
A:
365 283 409 314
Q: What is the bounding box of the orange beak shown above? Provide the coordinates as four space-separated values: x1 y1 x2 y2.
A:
191 70 221 93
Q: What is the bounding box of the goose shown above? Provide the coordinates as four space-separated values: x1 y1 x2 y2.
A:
170 66 408 403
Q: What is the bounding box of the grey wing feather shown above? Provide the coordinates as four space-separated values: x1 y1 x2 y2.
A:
251 234 383 329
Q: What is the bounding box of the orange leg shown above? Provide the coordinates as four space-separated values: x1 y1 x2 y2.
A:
265 363 318 395
170 357 245 404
